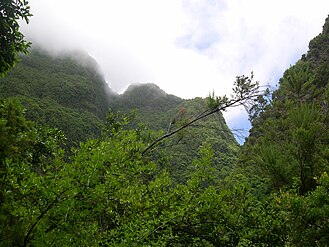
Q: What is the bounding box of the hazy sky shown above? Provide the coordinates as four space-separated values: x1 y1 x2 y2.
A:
21 0 329 141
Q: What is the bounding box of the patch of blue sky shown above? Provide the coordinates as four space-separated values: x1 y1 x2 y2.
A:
224 109 251 145
194 35 219 51
176 32 219 52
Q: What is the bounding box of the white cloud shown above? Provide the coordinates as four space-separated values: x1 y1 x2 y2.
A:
20 0 329 139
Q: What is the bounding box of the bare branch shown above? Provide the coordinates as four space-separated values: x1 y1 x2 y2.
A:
23 187 71 247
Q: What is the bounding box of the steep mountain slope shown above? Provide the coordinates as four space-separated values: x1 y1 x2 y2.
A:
0 48 114 146
306 15 329 88
243 15 329 193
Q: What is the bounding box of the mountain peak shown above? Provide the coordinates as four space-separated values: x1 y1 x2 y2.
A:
124 83 167 97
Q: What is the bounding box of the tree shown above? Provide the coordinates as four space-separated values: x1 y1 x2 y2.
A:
0 0 32 77
280 61 317 102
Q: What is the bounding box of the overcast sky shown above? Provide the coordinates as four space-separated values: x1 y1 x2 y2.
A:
21 0 329 141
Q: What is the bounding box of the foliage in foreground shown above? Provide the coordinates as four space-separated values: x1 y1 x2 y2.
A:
1 97 329 246
0 0 32 77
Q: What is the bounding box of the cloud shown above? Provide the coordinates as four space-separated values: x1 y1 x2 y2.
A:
20 0 329 139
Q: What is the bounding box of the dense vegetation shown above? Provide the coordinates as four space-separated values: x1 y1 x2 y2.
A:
0 49 113 147
1 7 329 246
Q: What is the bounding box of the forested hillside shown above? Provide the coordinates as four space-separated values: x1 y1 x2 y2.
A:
1 4 329 245
112 83 183 131
0 49 113 147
